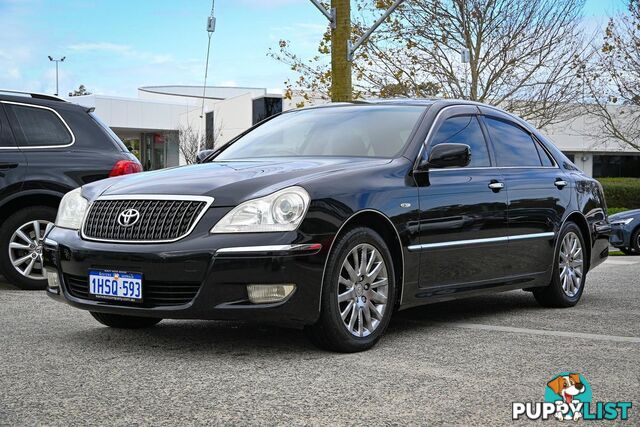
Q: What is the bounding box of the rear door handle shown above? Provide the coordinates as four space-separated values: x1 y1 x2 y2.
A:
488 181 505 191
554 179 568 189
0 163 18 170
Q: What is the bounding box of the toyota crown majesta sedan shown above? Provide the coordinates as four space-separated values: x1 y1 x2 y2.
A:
44 100 611 352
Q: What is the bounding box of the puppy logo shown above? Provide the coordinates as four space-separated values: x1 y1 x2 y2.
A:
513 372 632 421
547 374 586 405
546 373 589 421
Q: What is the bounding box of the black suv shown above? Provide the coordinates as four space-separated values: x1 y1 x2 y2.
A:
0 90 142 289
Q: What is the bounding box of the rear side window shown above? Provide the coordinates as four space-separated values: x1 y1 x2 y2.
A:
429 115 491 167
483 117 542 167
534 138 555 167
0 106 8 148
5 103 73 147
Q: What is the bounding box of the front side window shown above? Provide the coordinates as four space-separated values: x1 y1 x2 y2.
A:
484 117 542 167
428 115 491 167
5 104 72 147
214 105 426 160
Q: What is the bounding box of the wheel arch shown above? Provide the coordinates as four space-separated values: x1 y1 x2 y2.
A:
560 211 592 273
0 190 63 225
320 209 405 311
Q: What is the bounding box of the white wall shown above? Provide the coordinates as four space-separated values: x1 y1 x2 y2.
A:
70 95 197 132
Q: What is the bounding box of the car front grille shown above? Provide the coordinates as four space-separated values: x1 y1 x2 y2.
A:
64 274 201 307
82 197 211 242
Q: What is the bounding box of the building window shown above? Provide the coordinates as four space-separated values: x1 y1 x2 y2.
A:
593 155 640 178
252 96 282 125
563 152 576 162
205 111 214 149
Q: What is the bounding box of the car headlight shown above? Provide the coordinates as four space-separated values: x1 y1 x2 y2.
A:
611 218 634 226
211 186 310 233
55 188 89 230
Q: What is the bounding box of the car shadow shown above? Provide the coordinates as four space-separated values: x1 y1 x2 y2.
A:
65 317 322 356
62 290 540 355
393 290 540 323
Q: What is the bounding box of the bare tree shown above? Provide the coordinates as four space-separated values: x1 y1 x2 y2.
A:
271 0 588 128
580 0 640 150
176 125 204 165
176 122 223 165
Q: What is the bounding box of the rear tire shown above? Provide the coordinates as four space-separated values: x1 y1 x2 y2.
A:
620 248 635 256
533 222 586 308
0 206 56 290
91 312 162 329
305 227 396 352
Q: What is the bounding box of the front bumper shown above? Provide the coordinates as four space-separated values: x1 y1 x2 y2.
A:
608 224 630 248
44 226 328 326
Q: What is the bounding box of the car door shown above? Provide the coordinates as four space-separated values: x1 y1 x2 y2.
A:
413 106 510 292
0 104 28 199
480 109 571 277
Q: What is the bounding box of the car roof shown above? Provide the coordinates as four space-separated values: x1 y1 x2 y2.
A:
298 98 517 117
0 91 86 113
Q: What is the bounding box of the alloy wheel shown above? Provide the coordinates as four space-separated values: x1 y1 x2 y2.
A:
8 220 51 280
337 243 389 337
558 231 583 297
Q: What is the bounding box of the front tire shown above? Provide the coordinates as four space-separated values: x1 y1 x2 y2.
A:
91 312 162 329
305 227 396 352
533 222 586 308
0 206 56 290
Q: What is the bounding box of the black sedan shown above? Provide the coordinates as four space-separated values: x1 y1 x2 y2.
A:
43 100 611 352
609 209 640 255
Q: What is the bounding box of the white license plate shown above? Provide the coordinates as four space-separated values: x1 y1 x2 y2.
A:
89 270 142 302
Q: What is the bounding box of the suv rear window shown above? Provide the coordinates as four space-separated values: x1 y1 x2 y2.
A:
5 103 72 147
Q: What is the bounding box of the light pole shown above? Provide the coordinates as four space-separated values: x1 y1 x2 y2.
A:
47 56 65 96
461 49 470 100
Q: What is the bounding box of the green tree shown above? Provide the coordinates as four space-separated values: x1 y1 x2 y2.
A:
68 85 91 97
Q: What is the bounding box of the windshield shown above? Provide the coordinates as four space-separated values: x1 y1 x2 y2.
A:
215 105 425 160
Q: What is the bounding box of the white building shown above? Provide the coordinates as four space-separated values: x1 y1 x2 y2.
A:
69 87 640 177
70 85 283 170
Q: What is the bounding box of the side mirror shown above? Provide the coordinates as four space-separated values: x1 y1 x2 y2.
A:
196 149 215 164
420 143 471 170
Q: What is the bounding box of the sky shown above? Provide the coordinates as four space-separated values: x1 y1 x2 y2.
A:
0 0 625 98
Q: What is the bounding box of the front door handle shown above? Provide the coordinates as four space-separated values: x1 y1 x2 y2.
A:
488 181 505 191
554 179 568 189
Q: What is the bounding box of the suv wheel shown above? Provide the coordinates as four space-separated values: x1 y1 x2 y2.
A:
533 222 587 308
0 206 56 290
91 312 162 329
305 227 396 352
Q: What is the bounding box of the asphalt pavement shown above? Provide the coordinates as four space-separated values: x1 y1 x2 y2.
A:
1 257 638 426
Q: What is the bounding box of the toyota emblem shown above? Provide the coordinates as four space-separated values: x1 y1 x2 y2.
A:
117 208 140 227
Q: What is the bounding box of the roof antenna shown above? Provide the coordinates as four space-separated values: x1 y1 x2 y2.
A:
199 0 216 126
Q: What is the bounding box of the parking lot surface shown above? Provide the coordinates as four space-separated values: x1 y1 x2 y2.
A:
1 257 639 426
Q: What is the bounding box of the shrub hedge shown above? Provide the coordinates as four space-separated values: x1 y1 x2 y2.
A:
598 178 640 210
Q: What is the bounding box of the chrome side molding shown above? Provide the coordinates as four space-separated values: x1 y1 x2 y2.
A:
408 232 555 251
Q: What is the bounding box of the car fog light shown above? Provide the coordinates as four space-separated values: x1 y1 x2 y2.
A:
247 284 296 304
47 270 61 291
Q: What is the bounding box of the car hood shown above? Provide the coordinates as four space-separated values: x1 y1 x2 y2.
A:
89 157 391 206
609 209 640 221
